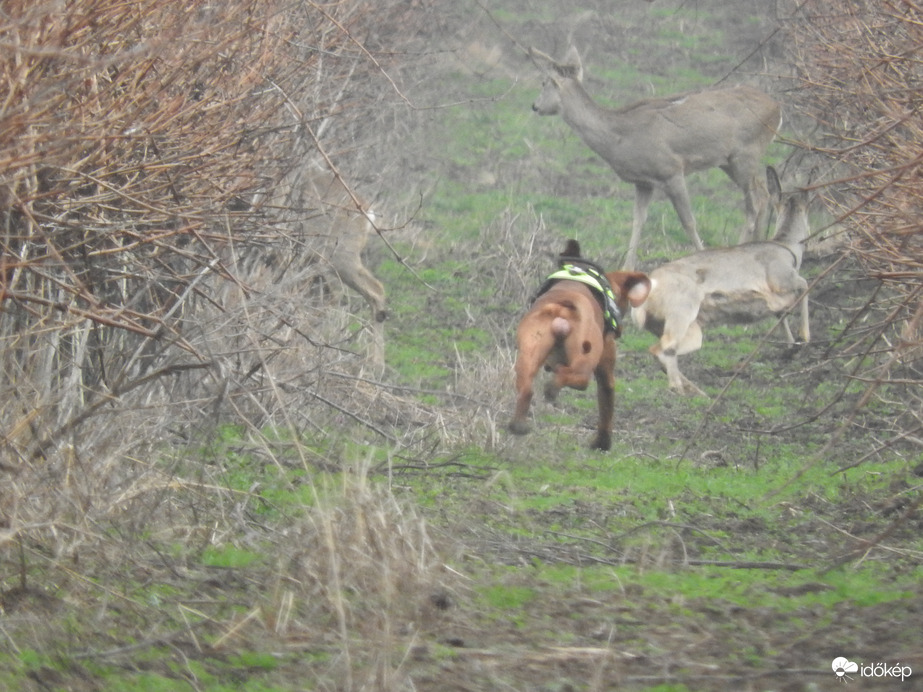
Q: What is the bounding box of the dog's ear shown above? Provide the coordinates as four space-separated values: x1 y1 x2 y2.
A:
561 239 581 257
608 271 651 308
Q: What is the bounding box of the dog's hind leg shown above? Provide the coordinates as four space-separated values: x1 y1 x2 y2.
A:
509 380 535 435
509 336 548 435
547 334 596 395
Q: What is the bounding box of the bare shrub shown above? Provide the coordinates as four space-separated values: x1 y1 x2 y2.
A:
783 0 923 442
0 0 415 447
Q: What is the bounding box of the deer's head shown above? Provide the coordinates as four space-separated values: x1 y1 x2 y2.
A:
530 46 583 116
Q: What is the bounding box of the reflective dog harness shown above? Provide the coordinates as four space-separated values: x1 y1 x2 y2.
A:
536 262 622 335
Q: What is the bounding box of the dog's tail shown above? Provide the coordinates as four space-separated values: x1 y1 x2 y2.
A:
549 300 578 340
551 316 571 338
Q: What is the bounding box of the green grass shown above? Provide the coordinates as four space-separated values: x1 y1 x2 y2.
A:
481 583 536 612
201 544 262 568
520 560 919 612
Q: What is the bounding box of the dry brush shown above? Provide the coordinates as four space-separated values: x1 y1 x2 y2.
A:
784 0 923 441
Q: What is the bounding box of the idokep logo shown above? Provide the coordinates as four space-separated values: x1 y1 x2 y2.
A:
832 656 912 683
832 657 859 681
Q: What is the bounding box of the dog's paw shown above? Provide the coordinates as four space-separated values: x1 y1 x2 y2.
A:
590 433 611 451
508 420 532 436
543 382 561 402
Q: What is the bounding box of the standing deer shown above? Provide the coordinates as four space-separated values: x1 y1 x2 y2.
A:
530 46 782 269
631 167 811 396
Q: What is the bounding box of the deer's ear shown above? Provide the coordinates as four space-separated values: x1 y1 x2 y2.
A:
766 166 782 203
561 46 583 81
609 271 652 308
529 47 555 71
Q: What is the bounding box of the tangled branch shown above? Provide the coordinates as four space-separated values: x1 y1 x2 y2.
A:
785 0 923 393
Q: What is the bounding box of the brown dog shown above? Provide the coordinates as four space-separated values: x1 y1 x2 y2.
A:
509 241 651 450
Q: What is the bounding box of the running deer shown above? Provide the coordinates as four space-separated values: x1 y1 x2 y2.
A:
631 167 811 396
530 46 781 269
227 167 387 366
297 170 387 324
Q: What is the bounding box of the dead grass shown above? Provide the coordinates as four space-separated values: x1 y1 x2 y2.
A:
276 462 459 689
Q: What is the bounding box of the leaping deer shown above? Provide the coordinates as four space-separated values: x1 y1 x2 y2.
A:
298 170 387 325
631 167 811 396
236 166 387 325
530 46 781 269
226 167 388 366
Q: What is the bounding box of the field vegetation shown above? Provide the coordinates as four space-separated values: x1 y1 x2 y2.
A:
1 0 921 690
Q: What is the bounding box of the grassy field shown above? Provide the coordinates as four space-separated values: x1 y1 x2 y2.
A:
3 1 921 691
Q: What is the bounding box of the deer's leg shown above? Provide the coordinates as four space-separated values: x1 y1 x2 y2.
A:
790 275 811 343
775 299 809 347
329 233 387 322
770 275 811 344
625 183 654 270
651 319 706 396
367 320 385 373
799 293 810 343
663 175 705 251
339 265 387 322
722 160 770 244
651 346 704 396
747 172 771 243
780 317 796 344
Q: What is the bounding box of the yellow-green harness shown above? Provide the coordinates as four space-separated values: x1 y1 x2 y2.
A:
536 262 622 335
